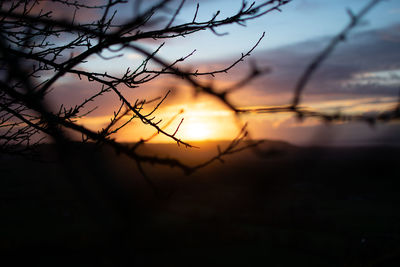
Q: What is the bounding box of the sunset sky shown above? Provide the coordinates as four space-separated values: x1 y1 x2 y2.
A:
47 0 400 146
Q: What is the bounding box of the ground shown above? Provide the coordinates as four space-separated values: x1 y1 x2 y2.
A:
1 141 399 266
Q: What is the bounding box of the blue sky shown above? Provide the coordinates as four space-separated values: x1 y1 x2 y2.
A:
95 0 400 72
149 0 400 62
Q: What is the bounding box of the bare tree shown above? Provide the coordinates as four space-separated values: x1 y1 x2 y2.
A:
1 0 397 169
0 0 292 171
0 2 294 264
2 0 399 265
239 0 400 125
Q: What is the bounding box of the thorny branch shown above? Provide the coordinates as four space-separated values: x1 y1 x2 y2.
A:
238 0 400 125
291 0 382 108
0 0 288 174
0 0 398 181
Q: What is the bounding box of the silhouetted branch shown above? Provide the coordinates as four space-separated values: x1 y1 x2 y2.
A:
292 0 382 108
191 123 263 172
1 0 393 177
239 0 395 127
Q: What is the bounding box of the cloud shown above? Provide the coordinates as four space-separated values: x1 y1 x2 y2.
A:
128 22 400 111
199 23 400 110
250 23 400 99
17 0 102 23
38 21 400 145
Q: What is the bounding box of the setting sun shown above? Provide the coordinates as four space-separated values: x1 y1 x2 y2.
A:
181 121 212 141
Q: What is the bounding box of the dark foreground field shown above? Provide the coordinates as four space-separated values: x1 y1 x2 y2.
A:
1 140 400 266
